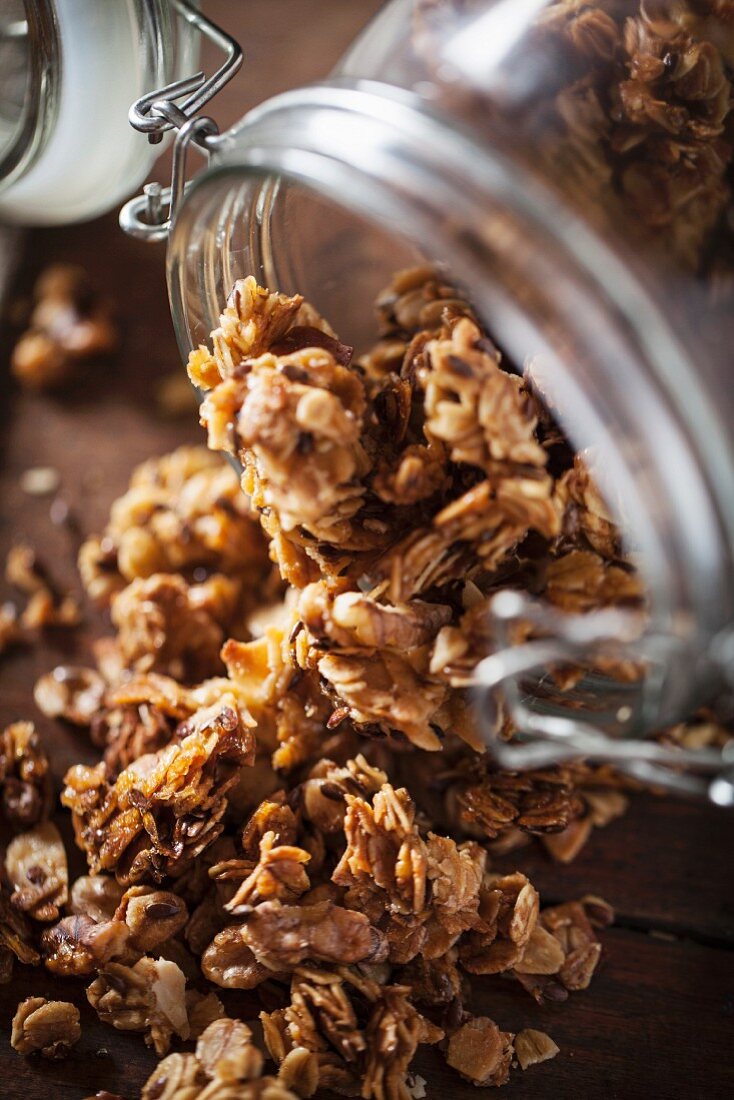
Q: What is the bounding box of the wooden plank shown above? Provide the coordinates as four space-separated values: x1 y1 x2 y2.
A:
495 795 734 946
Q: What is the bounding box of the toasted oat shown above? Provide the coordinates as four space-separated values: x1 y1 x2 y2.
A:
514 1028 560 1070
141 1052 206 1098
277 1047 319 1098
446 1016 514 1087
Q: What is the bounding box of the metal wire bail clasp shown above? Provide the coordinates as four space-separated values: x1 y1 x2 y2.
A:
119 0 242 242
476 589 734 804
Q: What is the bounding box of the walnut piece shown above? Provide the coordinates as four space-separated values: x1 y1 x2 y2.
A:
6 821 68 921
11 997 81 1058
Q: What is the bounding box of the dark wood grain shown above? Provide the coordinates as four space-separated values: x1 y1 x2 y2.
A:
0 3 733 1098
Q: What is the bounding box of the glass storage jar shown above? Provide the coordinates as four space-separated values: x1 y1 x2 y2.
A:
165 0 734 799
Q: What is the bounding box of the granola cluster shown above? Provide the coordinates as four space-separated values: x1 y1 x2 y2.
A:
78 446 273 680
189 268 641 767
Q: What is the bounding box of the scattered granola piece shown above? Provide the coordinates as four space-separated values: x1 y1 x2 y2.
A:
34 665 106 725
78 446 270 608
0 721 51 831
6 543 81 630
11 997 80 1058
87 956 190 1055
11 264 117 391
110 572 238 682
514 1028 560 1070
446 1016 514 1087
262 966 442 1098
5 820 68 921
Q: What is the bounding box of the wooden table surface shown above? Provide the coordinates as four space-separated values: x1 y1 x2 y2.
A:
1 3 733 1098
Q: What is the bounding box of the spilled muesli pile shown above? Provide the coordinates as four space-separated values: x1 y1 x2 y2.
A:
0 263 657 1099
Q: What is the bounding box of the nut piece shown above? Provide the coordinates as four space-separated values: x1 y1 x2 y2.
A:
5 821 68 921
34 666 105 725
41 913 130 978
115 886 189 952
201 927 274 990
11 996 81 1058
70 874 125 923
242 899 387 969
446 1016 514 1087
514 1028 560 1070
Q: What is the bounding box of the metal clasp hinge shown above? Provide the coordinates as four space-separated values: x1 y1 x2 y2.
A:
119 0 242 242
